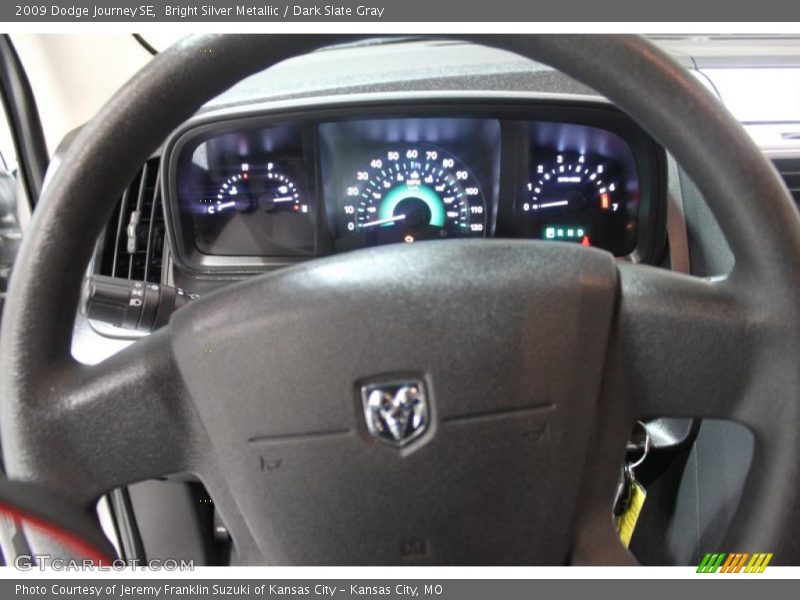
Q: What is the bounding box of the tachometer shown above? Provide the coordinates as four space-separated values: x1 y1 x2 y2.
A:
515 148 638 255
338 144 486 246
523 152 619 219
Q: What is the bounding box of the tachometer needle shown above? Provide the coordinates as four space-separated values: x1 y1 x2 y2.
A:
532 200 569 210
272 196 295 203
360 214 407 228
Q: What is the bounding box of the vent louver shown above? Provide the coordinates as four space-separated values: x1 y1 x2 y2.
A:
772 157 800 207
98 158 164 283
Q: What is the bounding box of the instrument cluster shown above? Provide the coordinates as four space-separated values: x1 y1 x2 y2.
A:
165 102 664 272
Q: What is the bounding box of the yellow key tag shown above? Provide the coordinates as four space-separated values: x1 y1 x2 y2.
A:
615 480 646 548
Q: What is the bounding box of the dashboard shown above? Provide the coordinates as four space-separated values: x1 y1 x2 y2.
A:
164 97 666 273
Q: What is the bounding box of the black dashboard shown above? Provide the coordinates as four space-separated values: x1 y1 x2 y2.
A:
164 97 666 273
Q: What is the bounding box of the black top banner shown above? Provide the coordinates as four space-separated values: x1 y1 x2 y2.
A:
3 0 800 22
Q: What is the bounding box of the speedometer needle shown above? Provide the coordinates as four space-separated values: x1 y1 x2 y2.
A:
360 214 407 228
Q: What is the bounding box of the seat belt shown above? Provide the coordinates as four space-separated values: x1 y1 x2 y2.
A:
666 154 691 274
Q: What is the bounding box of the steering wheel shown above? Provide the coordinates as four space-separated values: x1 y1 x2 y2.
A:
2 35 799 565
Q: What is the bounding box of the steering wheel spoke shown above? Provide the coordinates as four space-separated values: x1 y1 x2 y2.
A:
5 328 194 506
612 263 765 422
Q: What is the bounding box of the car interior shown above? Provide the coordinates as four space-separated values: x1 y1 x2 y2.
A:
0 34 798 566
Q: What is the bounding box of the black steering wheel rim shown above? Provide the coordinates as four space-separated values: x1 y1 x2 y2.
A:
2 34 800 565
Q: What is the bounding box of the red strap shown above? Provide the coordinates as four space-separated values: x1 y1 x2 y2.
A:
0 501 115 565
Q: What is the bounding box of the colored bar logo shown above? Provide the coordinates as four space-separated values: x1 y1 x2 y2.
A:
697 552 773 573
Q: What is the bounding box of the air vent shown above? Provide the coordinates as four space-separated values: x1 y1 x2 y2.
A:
98 158 164 283
772 157 800 207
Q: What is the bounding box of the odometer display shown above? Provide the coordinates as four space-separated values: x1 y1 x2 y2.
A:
338 144 487 246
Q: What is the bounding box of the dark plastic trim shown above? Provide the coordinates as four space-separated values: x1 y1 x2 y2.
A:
0 35 48 206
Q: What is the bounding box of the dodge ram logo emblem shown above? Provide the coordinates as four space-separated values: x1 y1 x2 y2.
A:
362 379 429 447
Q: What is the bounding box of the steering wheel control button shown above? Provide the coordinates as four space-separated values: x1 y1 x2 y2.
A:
362 379 429 447
81 274 198 332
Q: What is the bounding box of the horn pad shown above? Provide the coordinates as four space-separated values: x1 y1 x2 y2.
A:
170 240 618 564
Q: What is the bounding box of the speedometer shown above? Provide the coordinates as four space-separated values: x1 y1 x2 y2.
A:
338 144 487 246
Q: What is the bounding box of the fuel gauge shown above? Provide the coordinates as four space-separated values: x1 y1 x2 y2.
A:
259 163 306 214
